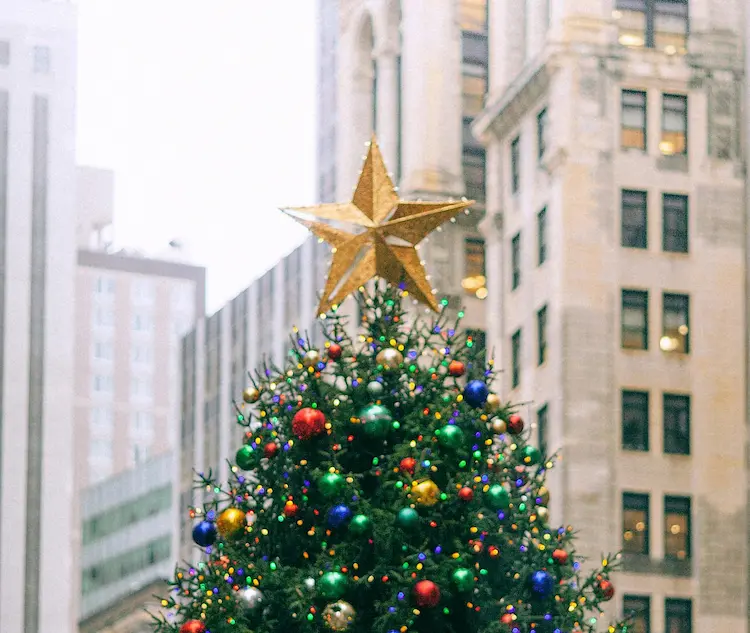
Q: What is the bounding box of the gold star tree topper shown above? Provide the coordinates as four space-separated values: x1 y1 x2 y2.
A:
283 136 474 315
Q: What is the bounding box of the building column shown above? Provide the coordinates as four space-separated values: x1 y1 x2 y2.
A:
488 0 526 100
375 49 399 176
526 0 548 61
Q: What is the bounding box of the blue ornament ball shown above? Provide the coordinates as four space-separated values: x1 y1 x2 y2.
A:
327 504 353 528
463 380 489 408
528 570 555 598
192 520 217 547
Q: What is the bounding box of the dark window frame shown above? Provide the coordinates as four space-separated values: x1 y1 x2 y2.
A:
663 393 690 455
664 496 691 560
665 598 692 633
662 292 690 354
616 0 690 49
537 304 548 365
623 595 651 633
621 89 648 151
511 232 521 290
537 108 548 160
621 189 648 249
622 492 650 556
622 289 649 350
537 404 548 456
511 329 521 389
537 207 547 265
622 389 649 452
661 93 688 156
662 193 688 253
510 135 520 193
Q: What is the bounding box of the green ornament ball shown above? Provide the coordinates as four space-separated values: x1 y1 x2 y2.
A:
437 424 464 449
396 507 420 530
235 445 255 470
366 381 384 397
319 472 345 498
486 484 510 510
451 568 475 592
522 445 542 465
317 571 348 600
348 514 372 535
358 404 393 438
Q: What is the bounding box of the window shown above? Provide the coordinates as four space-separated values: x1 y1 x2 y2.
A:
663 393 690 455
661 293 689 353
622 390 649 451
511 329 521 388
665 599 692 633
133 312 153 333
460 0 487 32
94 306 114 328
537 108 548 160
95 276 115 295
621 90 647 150
90 407 114 434
511 233 521 290
622 290 649 350
92 374 113 394
621 190 648 249
133 443 150 464
664 496 691 560
93 340 113 361
467 329 487 367
462 73 486 117
662 194 688 253
510 136 520 193
615 0 689 53
462 237 487 299
131 411 154 435
537 305 548 365
0 41 8 67
89 438 112 461
661 94 687 156
622 492 650 555
132 278 155 304
33 46 50 74
132 343 152 365
623 595 651 633
131 376 153 401
537 404 548 455
537 207 547 265
463 148 486 203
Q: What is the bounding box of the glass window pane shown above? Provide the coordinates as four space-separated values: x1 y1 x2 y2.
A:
622 493 649 554
664 394 690 455
664 496 691 559
623 596 651 633
661 294 689 353
462 74 486 117
622 390 649 451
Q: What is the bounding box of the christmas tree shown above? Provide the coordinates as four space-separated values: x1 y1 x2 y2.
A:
154 139 627 633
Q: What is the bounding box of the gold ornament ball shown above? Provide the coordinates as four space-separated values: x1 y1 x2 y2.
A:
242 387 260 404
322 600 356 631
217 507 246 539
490 418 507 434
376 348 403 370
537 486 551 506
536 506 549 521
303 349 321 368
485 393 502 413
412 479 440 507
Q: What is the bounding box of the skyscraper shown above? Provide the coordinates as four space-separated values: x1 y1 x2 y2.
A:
0 1 78 632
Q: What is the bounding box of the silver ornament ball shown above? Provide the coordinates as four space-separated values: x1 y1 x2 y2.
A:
367 381 384 397
238 586 264 611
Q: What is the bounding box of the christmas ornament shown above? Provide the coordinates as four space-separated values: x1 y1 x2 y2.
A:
536 506 549 521
283 501 299 518
451 568 475 592
396 507 420 530
303 349 321 368
235 445 256 470
237 586 264 612
217 507 246 539
500 613 514 626
180 621 206 633
448 360 465 377
282 136 473 314
304 577 316 592
490 418 507 434
528 570 555 598
458 486 474 502
507 413 524 434
327 343 343 360
358 403 393 437
485 393 502 413
319 472 345 498
522 445 542 465
413 580 441 608
595 579 615 601
192 521 217 547
537 486 550 506
412 479 440 506
322 600 356 631
399 457 417 474
552 549 568 564
463 380 489 408
317 571 348 600
486 484 510 510
327 504 352 528
263 442 278 458
437 424 464 449
242 387 260 404
292 407 327 440
376 348 403 370
348 514 372 535
366 380 384 397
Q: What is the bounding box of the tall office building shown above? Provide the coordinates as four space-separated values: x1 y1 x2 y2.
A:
0 1 78 632
474 0 747 631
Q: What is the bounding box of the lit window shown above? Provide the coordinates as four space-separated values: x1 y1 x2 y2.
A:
614 0 689 54
622 289 649 350
537 108 548 160
623 595 651 633
622 492 650 555
621 190 648 249
665 598 692 633
462 237 487 299
661 293 689 353
537 305 548 365
537 207 548 265
460 0 487 32
663 393 690 455
621 90 647 150
662 194 688 253
462 73 486 117
511 329 522 389
664 496 691 560
510 136 521 193
511 232 521 290
661 94 687 156
463 148 486 203
33 46 50 74
622 390 649 451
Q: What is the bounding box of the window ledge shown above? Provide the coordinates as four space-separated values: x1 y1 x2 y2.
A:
657 154 688 172
621 553 692 577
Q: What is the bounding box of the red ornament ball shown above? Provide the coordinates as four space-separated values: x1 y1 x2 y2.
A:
283 501 299 518
507 414 525 435
292 407 326 440
552 549 569 564
448 360 465 377
500 613 514 626
180 621 206 633
458 486 474 502
263 442 278 458
596 579 615 601
327 343 343 360
413 580 441 608
399 457 417 475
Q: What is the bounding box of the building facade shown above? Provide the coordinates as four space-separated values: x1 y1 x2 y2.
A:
0 2 78 632
474 0 747 631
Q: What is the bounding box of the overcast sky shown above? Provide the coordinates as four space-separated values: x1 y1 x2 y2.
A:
75 0 317 311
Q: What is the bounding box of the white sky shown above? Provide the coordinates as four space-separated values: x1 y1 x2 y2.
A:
75 0 317 312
